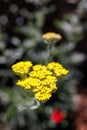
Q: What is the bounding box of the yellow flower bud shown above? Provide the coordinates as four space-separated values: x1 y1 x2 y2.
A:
42 32 62 44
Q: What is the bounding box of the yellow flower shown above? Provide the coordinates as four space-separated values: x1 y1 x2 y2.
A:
54 68 69 76
11 61 69 102
11 61 32 76
45 76 57 83
47 62 69 77
17 78 31 90
35 92 52 102
32 65 47 71
30 65 52 80
32 77 57 102
17 77 41 90
47 62 62 70
32 75 57 102
42 32 62 44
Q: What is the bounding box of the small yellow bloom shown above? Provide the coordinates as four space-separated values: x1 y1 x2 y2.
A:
47 62 69 77
35 92 52 102
17 77 41 90
54 68 69 77
42 32 62 44
30 65 52 80
32 65 47 71
17 78 32 90
47 62 62 70
11 61 32 76
46 76 57 83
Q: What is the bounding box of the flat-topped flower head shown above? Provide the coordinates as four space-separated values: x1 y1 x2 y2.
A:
42 32 62 44
47 62 69 77
35 92 52 102
11 61 32 76
11 61 69 102
30 64 52 80
32 65 47 71
17 77 41 90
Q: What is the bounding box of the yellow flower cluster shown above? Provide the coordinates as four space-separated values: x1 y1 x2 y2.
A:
47 62 69 76
42 32 62 44
11 61 69 102
11 61 32 76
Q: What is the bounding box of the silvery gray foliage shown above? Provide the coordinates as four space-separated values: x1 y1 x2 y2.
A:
25 0 50 5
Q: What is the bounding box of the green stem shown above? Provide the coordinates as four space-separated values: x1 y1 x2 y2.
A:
46 44 53 64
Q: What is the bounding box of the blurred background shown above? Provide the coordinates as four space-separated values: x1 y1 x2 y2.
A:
0 0 87 130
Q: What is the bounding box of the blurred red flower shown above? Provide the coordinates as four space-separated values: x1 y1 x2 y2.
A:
50 109 66 123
